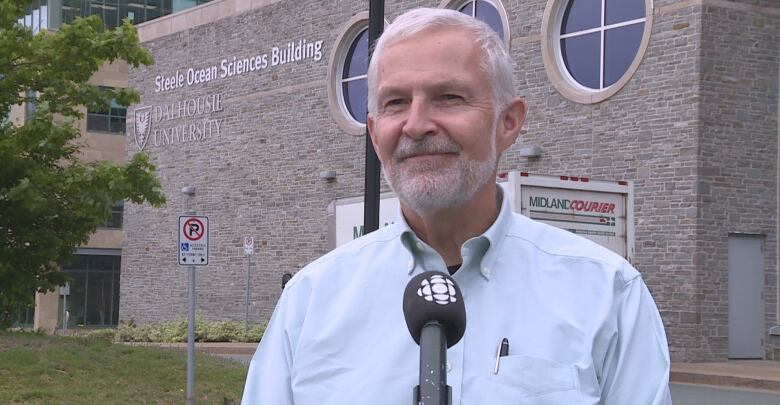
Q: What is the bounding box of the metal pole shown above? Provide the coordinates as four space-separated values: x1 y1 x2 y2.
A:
244 254 250 335
62 295 67 334
185 206 197 405
363 0 385 235
186 264 195 405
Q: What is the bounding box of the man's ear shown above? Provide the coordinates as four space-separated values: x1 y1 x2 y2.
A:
496 97 527 153
367 114 383 163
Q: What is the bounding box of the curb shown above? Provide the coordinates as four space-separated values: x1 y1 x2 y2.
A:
671 371 780 393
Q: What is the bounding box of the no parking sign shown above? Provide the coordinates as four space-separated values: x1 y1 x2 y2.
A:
179 216 209 265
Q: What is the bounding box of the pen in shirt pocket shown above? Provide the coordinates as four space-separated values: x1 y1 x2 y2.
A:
493 338 509 375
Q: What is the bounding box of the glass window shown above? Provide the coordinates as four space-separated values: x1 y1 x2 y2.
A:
87 88 126 134
340 28 368 125
103 0 119 29
327 13 370 136
55 0 192 28
100 201 124 228
605 0 645 25
559 0 646 90
561 32 600 90
62 254 121 327
61 0 84 26
12 296 35 328
561 0 600 34
457 0 505 41
85 271 115 325
145 0 162 22
603 22 644 87
25 90 36 122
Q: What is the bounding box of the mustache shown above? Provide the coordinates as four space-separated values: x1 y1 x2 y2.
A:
393 137 461 161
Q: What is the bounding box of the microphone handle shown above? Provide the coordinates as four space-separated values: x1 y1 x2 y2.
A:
413 321 451 405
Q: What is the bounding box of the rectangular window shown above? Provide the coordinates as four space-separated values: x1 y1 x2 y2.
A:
25 90 36 122
87 88 126 134
101 200 124 229
1 75 8 124
62 254 121 327
12 297 35 327
61 0 84 27
18 0 49 32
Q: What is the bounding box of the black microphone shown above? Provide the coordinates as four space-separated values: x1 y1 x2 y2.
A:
402 271 466 405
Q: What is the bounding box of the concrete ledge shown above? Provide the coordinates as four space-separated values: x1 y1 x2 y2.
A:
671 361 780 393
123 343 780 392
122 341 258 355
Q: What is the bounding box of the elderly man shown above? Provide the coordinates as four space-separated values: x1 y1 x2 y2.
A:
242 7 671 405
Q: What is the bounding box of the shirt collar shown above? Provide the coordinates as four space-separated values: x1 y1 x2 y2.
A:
397 185 513 281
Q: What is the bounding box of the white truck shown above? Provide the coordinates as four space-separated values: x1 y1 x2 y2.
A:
327 172 634 262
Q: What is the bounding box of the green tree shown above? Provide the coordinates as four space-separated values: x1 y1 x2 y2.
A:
0 0 165 328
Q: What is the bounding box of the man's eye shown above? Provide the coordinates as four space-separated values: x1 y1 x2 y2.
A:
383 99 405 108
440 94 464 102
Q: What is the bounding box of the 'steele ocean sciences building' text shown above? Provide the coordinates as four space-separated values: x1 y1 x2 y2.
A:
154 38 324 93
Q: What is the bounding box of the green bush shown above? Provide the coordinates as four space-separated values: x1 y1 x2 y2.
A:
82 328 117 341
86 316 264 343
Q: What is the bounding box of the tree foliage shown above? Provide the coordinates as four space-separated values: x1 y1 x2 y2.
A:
0 0 166 328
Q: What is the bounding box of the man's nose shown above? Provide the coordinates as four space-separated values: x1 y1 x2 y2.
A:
402 99 437 140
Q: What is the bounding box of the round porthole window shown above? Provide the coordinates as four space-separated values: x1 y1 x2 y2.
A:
327 13 371 136
440 0 510 47
542 0 653 104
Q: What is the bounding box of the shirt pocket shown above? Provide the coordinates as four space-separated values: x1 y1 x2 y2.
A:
490 355 578 397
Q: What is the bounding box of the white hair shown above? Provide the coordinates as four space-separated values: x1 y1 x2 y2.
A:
366 7 515 114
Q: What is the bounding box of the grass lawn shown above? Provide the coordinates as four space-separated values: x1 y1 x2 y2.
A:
0 331 248 404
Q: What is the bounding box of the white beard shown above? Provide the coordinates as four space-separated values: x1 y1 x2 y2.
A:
383 132 497 214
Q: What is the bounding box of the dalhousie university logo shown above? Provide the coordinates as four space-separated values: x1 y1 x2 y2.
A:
417 274 458 305
134 106 152 151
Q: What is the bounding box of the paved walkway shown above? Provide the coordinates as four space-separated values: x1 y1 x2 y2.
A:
133 342 780 392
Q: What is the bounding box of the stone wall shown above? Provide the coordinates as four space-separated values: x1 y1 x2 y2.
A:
122 0 780 361
699 1 780 360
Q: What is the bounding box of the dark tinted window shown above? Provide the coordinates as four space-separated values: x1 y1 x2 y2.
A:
341 28 369 124
561 32 600 89
459 2 474 15
458 1 504 41
102 201 124 229
475 1 503 41
605 0 645 25
561 0 601 34
343 79 368 125
24 90 36 121
62 255 121 326
343 29 368 79
87 89 126 134
604 22 644 86
559 0 646 90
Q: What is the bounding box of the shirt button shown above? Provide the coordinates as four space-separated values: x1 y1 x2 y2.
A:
446 362 452 373
416 242 424 250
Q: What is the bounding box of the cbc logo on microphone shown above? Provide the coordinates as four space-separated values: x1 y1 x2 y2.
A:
417 274 458 305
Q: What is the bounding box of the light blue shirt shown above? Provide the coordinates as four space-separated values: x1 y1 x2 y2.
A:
242 188 671 404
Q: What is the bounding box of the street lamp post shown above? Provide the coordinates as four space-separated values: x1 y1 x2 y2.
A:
363 0 385 235
181 186 196 405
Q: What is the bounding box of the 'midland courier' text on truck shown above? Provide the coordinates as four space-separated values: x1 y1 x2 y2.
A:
327 172 634 262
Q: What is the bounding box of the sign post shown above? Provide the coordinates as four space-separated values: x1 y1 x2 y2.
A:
60 283 70 334
243 236 254 335
179 214 209 405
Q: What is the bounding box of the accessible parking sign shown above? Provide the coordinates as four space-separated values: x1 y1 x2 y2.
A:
179 215 209 265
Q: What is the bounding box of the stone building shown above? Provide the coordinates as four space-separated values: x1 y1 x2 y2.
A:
120 0 780 362
11 0 213 332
